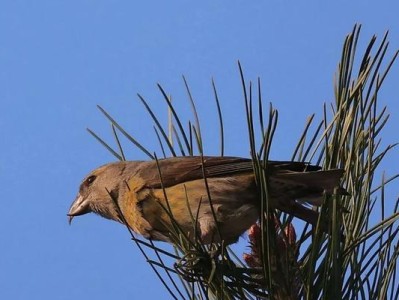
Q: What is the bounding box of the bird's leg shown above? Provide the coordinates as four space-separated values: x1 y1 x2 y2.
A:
198 217 228 259
208 243 225 259
199 216 217 243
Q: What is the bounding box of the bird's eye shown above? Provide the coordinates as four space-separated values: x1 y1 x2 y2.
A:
85 175 96 186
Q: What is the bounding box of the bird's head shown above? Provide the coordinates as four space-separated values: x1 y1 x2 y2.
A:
68 162 127 225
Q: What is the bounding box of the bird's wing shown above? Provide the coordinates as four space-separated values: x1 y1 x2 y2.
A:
136 156 320 189
135 156 250 188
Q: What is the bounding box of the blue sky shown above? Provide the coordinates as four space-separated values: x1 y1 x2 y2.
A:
1 1 399 299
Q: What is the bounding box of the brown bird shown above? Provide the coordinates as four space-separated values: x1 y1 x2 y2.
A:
68 156 344 244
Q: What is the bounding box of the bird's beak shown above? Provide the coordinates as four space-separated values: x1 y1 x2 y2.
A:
67 194 91 225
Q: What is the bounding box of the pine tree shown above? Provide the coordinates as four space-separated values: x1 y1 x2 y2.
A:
90 25 399 300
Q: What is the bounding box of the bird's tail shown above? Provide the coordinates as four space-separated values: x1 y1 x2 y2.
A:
275 169 345 192
275 168 347 206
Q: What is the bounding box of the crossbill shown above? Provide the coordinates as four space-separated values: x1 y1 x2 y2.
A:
68 156 344 244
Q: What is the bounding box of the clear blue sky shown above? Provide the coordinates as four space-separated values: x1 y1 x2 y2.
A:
1 1 399 299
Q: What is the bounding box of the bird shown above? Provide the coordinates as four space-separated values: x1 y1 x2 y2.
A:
68 156 345 244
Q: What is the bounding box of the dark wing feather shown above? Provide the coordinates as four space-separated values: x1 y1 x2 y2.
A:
138 156 320 189
138 156 250 188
